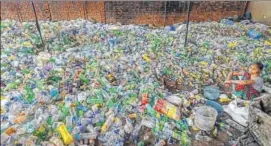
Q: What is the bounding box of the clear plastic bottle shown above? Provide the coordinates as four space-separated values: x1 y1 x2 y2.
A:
124 118 133 134
155 140 166 146
50 136 64 146
81 118 92 126
91 113 105 124
131 123 141 143
141 119 155 128
79 132 97 140
1 133 10 144
66 116 73 129
101 114 115 133
69 107 77 118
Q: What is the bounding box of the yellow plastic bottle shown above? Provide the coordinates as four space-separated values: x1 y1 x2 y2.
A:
142 54 151 62
228 41 238 48
101 114 114 133
57 124 73 145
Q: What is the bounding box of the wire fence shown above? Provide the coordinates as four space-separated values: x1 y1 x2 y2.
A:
1 1 247 25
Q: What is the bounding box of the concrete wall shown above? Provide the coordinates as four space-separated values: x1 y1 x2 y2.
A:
247 1 271 25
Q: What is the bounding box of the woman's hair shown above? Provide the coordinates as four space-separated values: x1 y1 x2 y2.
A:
253 62 264 70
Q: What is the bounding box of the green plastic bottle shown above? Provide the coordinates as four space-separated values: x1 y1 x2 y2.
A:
87 98 104 104
79 73 89 84
106 98 116 108
33 125 47 140
137 141 144 146
61 106 70 117
181 131 191 146
25 86 35 103
5 80 20 91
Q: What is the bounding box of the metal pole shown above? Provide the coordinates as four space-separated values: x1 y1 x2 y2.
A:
163 1 167 27
84 1 88 20
0 2 1 48
184 1 191 47
32 1 44 47
243 1 249 16
104 2 106 23
16 3 23 22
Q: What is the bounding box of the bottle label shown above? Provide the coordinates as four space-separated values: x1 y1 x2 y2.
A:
141 93 148 105
154 99 180 120
128 113 137 119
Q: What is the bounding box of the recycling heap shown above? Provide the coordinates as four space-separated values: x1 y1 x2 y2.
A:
1 19 271 146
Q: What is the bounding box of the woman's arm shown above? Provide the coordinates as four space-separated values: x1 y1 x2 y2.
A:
225 71 243 81
225 80 255 85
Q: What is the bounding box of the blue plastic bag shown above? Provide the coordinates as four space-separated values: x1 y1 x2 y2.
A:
169 25 176 31
247 29 262 39
206 100 223 117
203 86 220 100
221 19 234 25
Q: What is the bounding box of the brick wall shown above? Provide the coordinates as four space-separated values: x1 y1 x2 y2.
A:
1 1 246 26
105 1 246 25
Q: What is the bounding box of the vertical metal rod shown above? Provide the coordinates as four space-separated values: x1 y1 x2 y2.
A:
163 1 167 26
184 1 191 47
243 1 249 16
31 1 44 46
0 2 2 45
84 1 88 20
16 3 22 22
104 2 106 23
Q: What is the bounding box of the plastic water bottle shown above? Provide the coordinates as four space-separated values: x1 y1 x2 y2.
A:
181 132 191 146
1 133 10 144
124 118 133 134
101 114 115 133
155 140 166 146
79 132 97 140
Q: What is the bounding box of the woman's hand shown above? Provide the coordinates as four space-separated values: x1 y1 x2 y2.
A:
224 80 233 88
224 83 230 88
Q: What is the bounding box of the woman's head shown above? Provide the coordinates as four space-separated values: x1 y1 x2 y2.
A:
249 62 263 74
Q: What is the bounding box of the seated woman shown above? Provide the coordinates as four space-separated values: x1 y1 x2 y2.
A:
224 62 264 100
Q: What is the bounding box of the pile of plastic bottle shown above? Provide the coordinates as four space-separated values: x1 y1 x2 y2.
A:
1 19 270 146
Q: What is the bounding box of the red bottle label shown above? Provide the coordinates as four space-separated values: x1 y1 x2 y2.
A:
141 93 148 105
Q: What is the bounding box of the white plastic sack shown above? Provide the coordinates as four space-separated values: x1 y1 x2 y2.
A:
35 52 51 66
263 85 271 94
165 95 182 106
223 99 249 127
